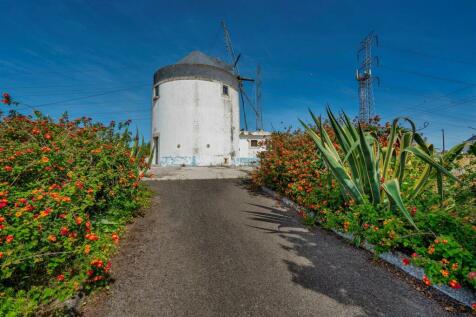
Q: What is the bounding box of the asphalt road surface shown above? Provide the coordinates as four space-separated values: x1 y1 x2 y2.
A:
83 179 457 317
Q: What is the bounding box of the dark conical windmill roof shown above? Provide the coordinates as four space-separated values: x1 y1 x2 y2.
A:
178 51 233 72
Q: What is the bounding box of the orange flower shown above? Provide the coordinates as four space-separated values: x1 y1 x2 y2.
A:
47 235 57 242
0 252 3 258
91 259 104 268
40 156 49 163
84 244 91 255
427 246 435 255
111 233 119 244
441 258 449 265
85 233 99 241
75 216 83 225
440 269 449 277
451 263 459 271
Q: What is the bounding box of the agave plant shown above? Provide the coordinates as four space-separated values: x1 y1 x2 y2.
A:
300 107 462 230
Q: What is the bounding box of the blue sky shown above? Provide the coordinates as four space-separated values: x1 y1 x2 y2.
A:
1 0 475 148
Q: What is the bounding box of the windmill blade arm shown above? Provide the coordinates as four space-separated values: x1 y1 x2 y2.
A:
238 76 255 82
242 89 259 114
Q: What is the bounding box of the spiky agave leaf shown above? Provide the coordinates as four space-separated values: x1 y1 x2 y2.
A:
382 179 419 230
300 119 364 202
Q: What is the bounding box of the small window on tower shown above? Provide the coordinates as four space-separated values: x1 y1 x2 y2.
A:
250 140 259 147
222 85 229 96
153 85 159 99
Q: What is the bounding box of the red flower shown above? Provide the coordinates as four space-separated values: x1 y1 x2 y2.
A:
0 216 5 222
105 261 112 272
448 279 461 289
402 258 410 266
422 275 431 286
0 252 3 258
75 216 83 225
4 166 12 172
57 274 65 282
60 227 69 236
411 252 418 258
468 272 476 280
44 133 52 140
5 235 14 244
1 93 11 105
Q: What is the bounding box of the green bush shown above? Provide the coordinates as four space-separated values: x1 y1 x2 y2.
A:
0 108 150 315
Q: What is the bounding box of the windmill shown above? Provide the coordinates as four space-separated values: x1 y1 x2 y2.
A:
221 20 263 131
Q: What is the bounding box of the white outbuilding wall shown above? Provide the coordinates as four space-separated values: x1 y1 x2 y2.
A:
152 79 240 166
238 131 271 165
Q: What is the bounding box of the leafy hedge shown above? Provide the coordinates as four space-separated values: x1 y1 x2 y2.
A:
253 127 476 294
0 107 150 315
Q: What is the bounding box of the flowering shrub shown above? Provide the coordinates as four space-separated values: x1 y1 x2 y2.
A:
0 100 150 314
253 128 476 293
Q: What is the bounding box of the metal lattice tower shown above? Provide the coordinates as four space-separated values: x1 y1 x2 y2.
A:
255 64 263 130
356 32 379 123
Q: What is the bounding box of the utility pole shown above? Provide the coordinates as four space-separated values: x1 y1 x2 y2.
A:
356 32 379 124
441 129 446 153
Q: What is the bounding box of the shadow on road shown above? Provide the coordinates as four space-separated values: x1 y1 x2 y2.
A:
242 200 451 317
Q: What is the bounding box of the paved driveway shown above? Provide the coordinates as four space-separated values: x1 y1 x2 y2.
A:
83 179 457 317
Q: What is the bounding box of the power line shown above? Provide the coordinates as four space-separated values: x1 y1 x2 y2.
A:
1 80 147 90
380 44 476 67
15 84 149 110
392 85 473 114
380 64 476 86
402 97 476 122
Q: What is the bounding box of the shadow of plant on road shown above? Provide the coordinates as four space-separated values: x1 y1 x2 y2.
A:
243 202 450 317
